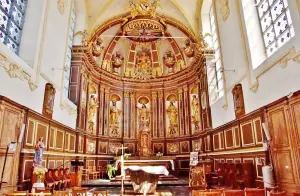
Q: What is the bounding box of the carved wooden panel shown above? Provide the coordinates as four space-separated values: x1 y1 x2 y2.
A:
124 143 135 154
241 121 254 146
234 126 240 147
23 160 33 181
56 130 64 150
35 122 48 148
69 134 76 152
290 101 300 145
78 135 84 153
86 139 96 154
273 150 295 183
48 160 55 169
167 142 179 154
225 128 234 148
69 66 80 104
26 119 35 146
0 109 19 148
153 143 164 154
49 127 55 149
99 141 108 154
269 108 289 147
253 117 263 144
64 132 70 151
192 139 200 152
180 141 190 153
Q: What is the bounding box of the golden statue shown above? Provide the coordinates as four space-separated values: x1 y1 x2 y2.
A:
183 39 195 58
191 95 200 123
125 0 161 18
111 51 124 74
135 50 152 80
163 51 175 73
138 103 150 128
90 37 104 57
166 101 178 127
87 95 98 133
110 101 121 127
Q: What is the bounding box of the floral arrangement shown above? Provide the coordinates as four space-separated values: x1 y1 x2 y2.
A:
156 152 163 159
33 166 48 179
124 153 131 160
106 164 117 180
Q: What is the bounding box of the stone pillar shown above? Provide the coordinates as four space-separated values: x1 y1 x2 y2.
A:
158 91 164 138
178 88 185 136
123 92 130 139
152 92 158 138
98 86 105 135
130 92 136 139
103 87 110 136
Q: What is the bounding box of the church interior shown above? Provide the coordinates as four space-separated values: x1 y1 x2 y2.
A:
0 0 300 195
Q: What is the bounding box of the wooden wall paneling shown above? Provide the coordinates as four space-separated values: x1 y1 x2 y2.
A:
78 135 84 153
226 158 233 163
26 118 35 146
255 157 265 178
98 141 108 154
240 121 255 147
234 158 241 164
35 121 49 150
234 126 241 147
56 160 63 168
48 160 55 169
179 160 190 170
87 139 96 154
69 134 76 152
220 132 224 149
153 143 164 154
56 129 64 150
49 127 55 149
213 133 220 150
225 128 234 149
65 132 70 152
167 142 179 154
23 160 33 181
69 65 81 104
180 141 190 153
253 117 263 144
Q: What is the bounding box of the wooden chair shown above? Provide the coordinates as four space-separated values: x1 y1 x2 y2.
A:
53 190 70 196
92 190 108 196
244 188 264 196
72 188 88 196
270 191 286 196
224 190 244 196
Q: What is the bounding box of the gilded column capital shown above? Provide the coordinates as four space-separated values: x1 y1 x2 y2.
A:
104 88 110 93
130 93 135 99
158 91 163 98
100 86 105 92
178 88 183 93
124 92 130 97
152 92 157 99
183 86 189 92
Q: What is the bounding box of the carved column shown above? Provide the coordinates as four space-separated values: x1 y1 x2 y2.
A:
130 92 136 139
78 74 88 130
98 86 105 135
178 88 185 136
123 92 130 139
196 79 202 131
183 86 190 135
152 92 158 138
158 91 164 138
103 88 110 136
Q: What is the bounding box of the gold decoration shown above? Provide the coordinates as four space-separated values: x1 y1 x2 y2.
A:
90 37 104 57
163 51 175 73
112 51 124 74
191 86 198 94
183 39 195 58
57 0 67 15
293 52 300 63
218 0 230 21
166 94 177 102
125 0 161 18
279 47 296 68
111 94 121 102
134 48 153 80
138 96 149 104
176 59 185 71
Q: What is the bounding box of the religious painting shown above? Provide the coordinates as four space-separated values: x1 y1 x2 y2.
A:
109 143 122 155
167 142 179 154
87 84 98 135
232 83 245 118
86 139 96 154
153 143 164 154
124 143 135 154
42 83 56 118
99 141 108 154
133 46 153 80
165 94 179 138
190 85 201 134
180 141 190 153
190 152 199 166
192 139 200 152
109 94 122 138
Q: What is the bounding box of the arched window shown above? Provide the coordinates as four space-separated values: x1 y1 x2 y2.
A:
0 0 27 54
256 0 294 56
63 3 75 99
207 4 224 105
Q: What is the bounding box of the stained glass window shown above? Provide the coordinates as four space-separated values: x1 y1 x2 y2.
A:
0 0 27 54
63 3 75 99
208 5 224 105
256 0 294 56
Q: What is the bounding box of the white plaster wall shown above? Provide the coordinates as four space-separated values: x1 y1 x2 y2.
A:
0 0 77 129
208 0 300 128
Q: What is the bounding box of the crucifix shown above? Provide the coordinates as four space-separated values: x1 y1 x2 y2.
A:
117 144 128 195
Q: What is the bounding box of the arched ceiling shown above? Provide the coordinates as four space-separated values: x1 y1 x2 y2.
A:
84 0 202 35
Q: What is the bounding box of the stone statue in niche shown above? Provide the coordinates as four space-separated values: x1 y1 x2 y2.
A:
91 37 104 57
232 83 245 118
134 49 152 80
138 103 150 128
183 39 195 58
34 137 44 166
42 83 56 118
87 94 98 134
191 95 200 129
111 51 124 74
163 51 175 73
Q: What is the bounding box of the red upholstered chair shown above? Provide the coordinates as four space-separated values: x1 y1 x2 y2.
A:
270 191 286 196
293 193 300 196
244 188 264 196
224 190 244 196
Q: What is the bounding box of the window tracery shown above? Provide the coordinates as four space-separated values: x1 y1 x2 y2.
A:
256 0 295 56
0 0 27 54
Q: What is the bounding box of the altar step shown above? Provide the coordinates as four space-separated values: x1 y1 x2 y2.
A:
110 175 179 182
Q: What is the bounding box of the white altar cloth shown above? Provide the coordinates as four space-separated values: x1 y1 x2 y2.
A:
115 159 175 170
124 165 169 176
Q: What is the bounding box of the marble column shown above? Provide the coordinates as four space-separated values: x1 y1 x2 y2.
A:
98 86 105 135
152 92 158 138
178 88 185 136
123 92 130 139
158 91 164 138
183 86 190 135
103 87 110 136
130 92 136 139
